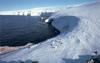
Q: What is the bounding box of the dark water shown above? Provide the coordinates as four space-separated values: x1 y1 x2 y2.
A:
0 15 60 46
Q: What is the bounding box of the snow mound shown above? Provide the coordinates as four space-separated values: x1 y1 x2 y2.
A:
0 1 100 63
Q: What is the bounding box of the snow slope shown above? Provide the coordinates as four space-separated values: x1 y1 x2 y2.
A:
0 1 100 63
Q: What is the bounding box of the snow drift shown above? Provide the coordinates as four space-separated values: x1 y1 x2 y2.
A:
0 1 100 63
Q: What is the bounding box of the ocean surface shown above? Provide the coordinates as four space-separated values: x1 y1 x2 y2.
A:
0 15 60 46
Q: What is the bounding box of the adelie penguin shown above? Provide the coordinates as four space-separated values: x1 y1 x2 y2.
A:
0 15 60 46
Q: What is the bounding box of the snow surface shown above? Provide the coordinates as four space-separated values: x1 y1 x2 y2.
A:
0 1 100 63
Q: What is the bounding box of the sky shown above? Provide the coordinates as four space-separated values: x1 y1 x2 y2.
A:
0 0 96 11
